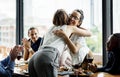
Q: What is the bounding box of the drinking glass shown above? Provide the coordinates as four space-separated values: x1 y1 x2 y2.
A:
86 55 94 70
72 63 81 69
17 51 22 60
72 63 81 77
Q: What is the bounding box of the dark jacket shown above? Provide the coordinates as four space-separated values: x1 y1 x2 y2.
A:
29 37 43 52
97 48 120 74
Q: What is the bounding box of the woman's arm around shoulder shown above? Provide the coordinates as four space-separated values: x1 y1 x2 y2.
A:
71 26 92 37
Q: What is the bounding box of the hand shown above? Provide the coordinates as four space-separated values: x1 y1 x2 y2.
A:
53 29 67 38
22 38 31 50
88 63 97 72
10 45 23 61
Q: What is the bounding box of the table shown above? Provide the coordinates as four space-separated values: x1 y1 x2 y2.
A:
90 72 120 77
13 63 120 77
13 63 66 77
64 72 120 77
13 64 29 77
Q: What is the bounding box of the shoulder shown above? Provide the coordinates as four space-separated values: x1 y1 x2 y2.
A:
67 25 76 29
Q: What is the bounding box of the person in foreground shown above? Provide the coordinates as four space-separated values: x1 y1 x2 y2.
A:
22 27 43 61
89 33 120 74
28 9 91 77
0 45 23 77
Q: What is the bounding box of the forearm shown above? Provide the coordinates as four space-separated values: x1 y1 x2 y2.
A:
73 27 92 37
63 35 79 54
23 47 35 60
23 48 30 60
0 56 15 77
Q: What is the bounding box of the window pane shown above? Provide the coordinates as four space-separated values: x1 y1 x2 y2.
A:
113 0 120 33
24 0 102 64
0 0 16 60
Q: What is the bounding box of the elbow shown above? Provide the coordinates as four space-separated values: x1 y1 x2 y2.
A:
23 56 28 61
72 48 78 54
80 31 92 37
86 31 92 37
88 32 92 37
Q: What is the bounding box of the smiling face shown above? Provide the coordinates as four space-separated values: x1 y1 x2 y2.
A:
28 28 39 42
69 11 81 27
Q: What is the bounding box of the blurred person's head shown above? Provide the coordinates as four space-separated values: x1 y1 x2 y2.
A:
69 9 84 27
28 27 39 42
106 33 120 51
53 9 68 26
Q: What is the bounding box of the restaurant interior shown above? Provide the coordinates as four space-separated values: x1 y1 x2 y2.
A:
0 0 120 77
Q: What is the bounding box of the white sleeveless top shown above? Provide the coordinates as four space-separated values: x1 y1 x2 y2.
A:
42 25 67 56
69 34 90 64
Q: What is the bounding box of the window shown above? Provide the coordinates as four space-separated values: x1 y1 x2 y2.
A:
0 0 16 59
24 0 102 64
113 0 120 33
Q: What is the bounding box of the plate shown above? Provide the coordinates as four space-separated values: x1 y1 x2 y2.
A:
23 70 29 75
58 71 74 76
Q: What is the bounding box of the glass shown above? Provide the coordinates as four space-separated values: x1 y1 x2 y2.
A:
17 52 23 60
72 64 80 77
86 55 94 70
72 63 81 69
16 45 23 60
86 56 94 63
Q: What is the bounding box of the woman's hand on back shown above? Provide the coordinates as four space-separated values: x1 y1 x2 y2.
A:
53 29 67 39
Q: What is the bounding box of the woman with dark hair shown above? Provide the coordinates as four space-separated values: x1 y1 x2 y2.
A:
89 33 120 74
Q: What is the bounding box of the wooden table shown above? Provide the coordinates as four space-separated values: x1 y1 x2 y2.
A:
13 63 120 77
59 72 120 77
90 72 120 77
13 64 29 77
13 63 66 77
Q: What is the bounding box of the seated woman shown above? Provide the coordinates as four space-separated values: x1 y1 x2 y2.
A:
22 27 43 60
89 33 120 74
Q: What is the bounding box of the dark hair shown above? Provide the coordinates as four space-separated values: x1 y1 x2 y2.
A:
112 33 120 49
53 9 68 26
74 9 84 27
113 33 120 38
28 27 38 35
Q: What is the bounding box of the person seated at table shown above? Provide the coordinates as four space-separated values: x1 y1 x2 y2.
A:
0 45 23 77
22 27 43 60
89 33 120 74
